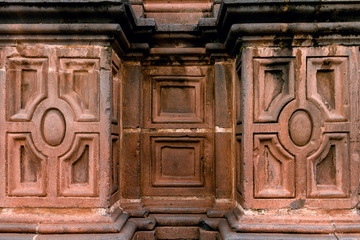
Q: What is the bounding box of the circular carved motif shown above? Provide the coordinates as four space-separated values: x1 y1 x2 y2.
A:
288 110 312 146
41 109 66 146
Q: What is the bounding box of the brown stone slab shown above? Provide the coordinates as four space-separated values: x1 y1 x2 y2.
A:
215 61 233 128
122 132 141 199
123 62 141 128
215 132 233 199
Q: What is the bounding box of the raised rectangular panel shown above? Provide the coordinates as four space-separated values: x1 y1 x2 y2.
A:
59 134 99 197
253 58 295 122
7 133 47 196
143 66 213 128
235 69 242 125
236 135 242 195
307 57 348 121
152 76 204 123
307 133 349 198
151 137 204 187
254 134 295 198
142 133 214 196
240 47 356 209
111 135 120 194
111 56 120 125
59 58 100 122
6 57 48 121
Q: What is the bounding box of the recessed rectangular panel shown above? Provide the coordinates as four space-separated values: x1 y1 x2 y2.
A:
59 134 99 197
142 133 214 196
111 59 120 125
236 135 242 195
111 135 119 194
7 133 47 197
59 58 100 122
307 133 349 198
143 66 213 128
6 58 48 121
152 77 203 123
253 134 295 198
253 58 295 122
306 57 348 122
160 86 195 114
152 138 203 187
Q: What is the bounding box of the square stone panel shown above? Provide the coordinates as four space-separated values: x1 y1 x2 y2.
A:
152 77 203 124
151 137 203 187
142 133 214 197
143 66 213 128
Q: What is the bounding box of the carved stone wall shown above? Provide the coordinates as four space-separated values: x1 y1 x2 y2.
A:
1 0 360 239
1 45 110 205
237 46 358 210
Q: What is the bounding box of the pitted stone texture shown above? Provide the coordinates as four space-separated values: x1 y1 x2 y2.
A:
0 44 113 209
237 46 358 210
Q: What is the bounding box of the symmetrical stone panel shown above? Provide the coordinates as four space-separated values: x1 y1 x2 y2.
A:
142 133 214 196
143 66 213 128
141 66 215 199
237 46 357 209
0 45 113 208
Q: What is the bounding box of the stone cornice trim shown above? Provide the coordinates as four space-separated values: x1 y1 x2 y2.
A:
225 22 360 54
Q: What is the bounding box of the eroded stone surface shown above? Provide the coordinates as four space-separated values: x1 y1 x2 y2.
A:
0 1 360 239
288 110 312 146
41 109 66 146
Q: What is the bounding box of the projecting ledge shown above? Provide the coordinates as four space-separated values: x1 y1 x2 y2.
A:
223 208 360 236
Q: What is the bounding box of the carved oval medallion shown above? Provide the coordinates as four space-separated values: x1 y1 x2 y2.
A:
289 110 312 146
41 109 66 146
